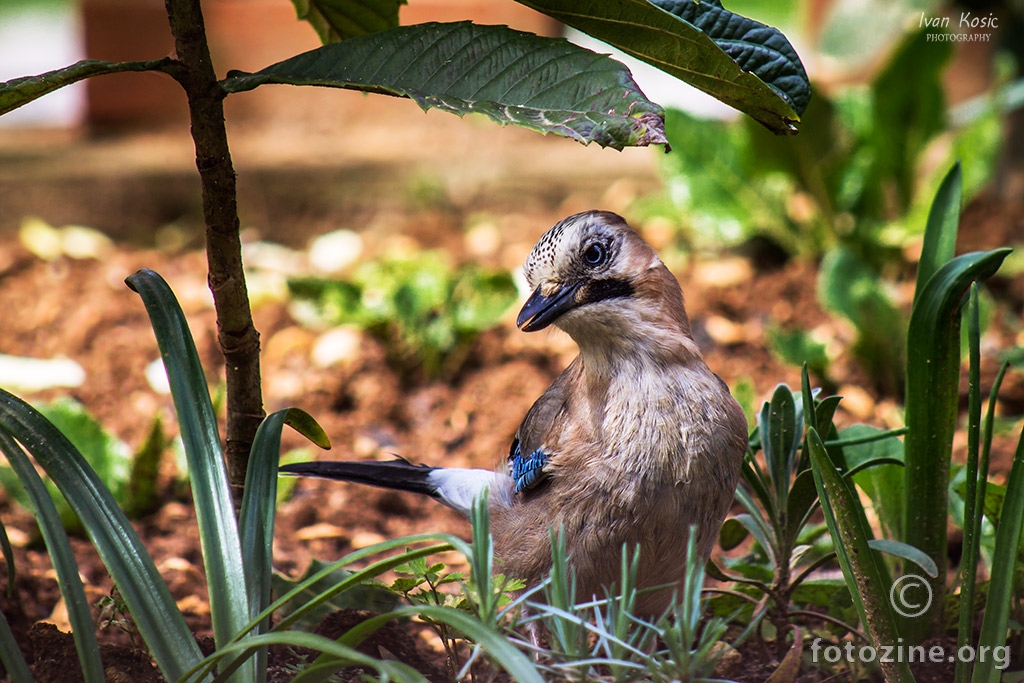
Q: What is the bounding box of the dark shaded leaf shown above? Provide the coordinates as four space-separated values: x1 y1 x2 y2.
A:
516 0 807 133
719 516 749 550
650 0 809 114
222 22 667 150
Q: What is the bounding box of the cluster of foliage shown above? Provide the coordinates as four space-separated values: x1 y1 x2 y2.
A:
644 20 1013 396
0 399 171 529
288 253 518 380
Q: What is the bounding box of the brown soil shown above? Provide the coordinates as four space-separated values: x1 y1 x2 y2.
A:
1 113 1022 681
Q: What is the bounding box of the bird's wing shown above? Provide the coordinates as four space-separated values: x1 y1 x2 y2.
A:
508 363 574 494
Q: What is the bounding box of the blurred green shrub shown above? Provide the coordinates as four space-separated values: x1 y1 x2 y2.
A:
288 252 518 381
650 28 1001 262
649 27 1006 395
0 398 167 532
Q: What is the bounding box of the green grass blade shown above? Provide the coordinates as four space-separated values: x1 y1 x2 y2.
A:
0 390 204 681
238 408 329 679
807 427 915 683
181 631 428 683
0 430 103 683
334 605 544 683
971 424 1024 683
903 249 1009 639
125 269 250 673
914 162 961 309
866 539 937 578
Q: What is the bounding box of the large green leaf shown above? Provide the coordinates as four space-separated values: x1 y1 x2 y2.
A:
515 0 808 133
0 58 173 117
222 22 667 150
291 0 406 43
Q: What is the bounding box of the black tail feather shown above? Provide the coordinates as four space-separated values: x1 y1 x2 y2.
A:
279 457 437 497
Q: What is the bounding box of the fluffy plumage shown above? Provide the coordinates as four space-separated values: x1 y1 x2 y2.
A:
281 210 748 615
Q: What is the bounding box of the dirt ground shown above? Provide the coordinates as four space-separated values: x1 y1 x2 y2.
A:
1 93 1023 680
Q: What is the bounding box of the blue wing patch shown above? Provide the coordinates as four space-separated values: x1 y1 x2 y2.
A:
509 438 549 494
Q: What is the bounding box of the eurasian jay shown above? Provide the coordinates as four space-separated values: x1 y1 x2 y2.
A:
282 210 748 615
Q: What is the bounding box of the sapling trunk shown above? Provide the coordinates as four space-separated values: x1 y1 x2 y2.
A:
164 0 264 508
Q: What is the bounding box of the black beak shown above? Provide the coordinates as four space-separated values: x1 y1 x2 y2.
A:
517 282 582 332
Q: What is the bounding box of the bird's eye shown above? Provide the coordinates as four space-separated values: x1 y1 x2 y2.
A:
583 243 607 266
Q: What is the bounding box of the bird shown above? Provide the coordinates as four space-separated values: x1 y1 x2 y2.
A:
281 210 749 616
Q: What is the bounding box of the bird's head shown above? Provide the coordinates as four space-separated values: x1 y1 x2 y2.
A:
517 211 693 355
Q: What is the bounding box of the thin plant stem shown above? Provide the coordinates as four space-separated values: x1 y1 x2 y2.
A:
162 0 264 508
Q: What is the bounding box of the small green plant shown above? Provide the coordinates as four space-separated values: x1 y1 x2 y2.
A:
96 586 141 648
289 252 518 380
712 382 914 651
